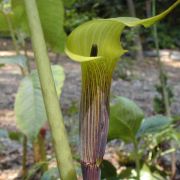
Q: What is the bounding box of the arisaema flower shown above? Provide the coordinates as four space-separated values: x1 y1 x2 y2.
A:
65 1 179 179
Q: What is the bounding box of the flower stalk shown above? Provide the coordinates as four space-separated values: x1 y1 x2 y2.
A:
24 0 77 179
80 45 116 179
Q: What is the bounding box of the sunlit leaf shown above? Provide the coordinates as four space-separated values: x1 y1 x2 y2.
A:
36 0 66 52
15 65 65 140
137 115 172 137
0 0 66 52
139 164 164 180
0 0 27 31
140 165 154 180
108 96 144 142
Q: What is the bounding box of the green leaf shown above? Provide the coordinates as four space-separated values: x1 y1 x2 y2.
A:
0 1 26 31
0 55 27 68
137 115 172 137
65 1 179 62
118 168 133 179
62 0 76 8
108 96 144 143
0 13 8 31
139 164 164 180
101 160 117 179
26 162 46 180
8 131 22 141
15 65 65 140
140 165 154 180
0 0 66 52
41 168 59 180
36 0 66 52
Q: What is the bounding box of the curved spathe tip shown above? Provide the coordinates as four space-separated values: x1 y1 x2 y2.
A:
65 19 127 62
65 0 179 63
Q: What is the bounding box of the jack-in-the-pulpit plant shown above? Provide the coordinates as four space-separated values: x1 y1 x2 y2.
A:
65 1 179 179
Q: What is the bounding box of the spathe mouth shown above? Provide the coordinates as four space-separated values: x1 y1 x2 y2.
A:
90 44 98 57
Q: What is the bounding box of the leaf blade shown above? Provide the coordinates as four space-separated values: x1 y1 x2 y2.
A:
0 55 27 68
137 115 172 137
108 96 144 142
0 0 66 52
15 65 65 140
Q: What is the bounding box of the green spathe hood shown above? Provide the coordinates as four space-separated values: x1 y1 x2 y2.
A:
65 0 179 62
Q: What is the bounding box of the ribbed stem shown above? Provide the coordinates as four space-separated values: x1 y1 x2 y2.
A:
80 60 116 180
82 163 101 180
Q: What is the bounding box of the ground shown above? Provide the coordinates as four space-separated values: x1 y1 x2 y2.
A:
0 45 180 179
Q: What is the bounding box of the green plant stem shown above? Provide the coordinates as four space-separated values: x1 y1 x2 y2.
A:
152 1 176 178
126 0 144 61
33 140 41 162
133 139 140 180
152 0 171 118
32 131 48 171
23 0 77 179
7 11 48 176
6 6 48 176
22 135 27 177
5 13 29 75
38 132 48 171
5 12 29 178
5 15 20 54
33 133 47 171
80 58 115 180
23 41 31 73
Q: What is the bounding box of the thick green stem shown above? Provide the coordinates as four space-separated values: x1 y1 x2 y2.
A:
80 58 115 180
133 139 140 180
23 0 77 179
